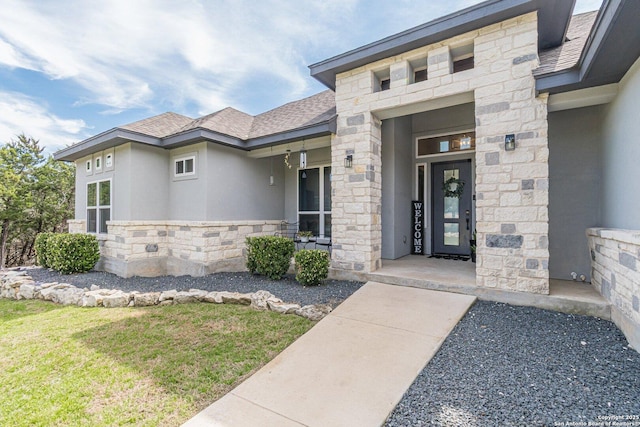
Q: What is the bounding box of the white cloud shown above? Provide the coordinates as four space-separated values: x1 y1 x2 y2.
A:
0 0 357 115
0 91 87 154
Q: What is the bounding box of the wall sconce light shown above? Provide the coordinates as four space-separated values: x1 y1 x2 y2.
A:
505 134 516 151
344 154 353 168
300 149 307 169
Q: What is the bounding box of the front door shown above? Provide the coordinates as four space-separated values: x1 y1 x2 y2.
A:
432 160 472 256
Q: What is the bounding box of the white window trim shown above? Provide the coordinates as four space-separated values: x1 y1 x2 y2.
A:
95 155 102 171
105 153 113 168
86 159 92 173
86 178 112 234
297 164 331 239
174 155 196 177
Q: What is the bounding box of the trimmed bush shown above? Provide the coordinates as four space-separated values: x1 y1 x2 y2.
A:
294 249 330 286
246 236 295 280
34 232 55 268
48 233 100 274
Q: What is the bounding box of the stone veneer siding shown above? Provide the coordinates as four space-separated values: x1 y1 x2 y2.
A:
68 220 281 278
332 12 549 293
587 228 640 349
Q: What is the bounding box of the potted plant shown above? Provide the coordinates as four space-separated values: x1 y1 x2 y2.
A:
298 230 313 243
470 229 477 263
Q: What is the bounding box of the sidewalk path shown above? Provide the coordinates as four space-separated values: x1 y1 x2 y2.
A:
183 281 476 427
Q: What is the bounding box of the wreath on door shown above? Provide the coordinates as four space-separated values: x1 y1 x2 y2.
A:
442 176 465 198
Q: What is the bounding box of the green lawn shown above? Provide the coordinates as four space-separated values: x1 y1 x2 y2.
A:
0 299 313 426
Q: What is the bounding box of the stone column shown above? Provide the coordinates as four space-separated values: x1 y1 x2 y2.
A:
331 101 383 277
474 14 550 294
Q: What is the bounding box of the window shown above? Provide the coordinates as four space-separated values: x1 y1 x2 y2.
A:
413 67 428 83
87 179 111 234
105 153 113 168
380 78 391 91
174 156 195 177
417 132 476 157
373 68 391 92
86 160 92 173
298 166 331 238
95 156 101 171
451 43 474 73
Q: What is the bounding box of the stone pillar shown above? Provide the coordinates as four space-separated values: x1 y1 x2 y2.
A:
474 14 550 294
331 106 383 277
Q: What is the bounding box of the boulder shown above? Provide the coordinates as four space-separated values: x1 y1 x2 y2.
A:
220 291 252 305
188 289 209 301
159 289 177 302
90 284 100 291
267 301 301 314
295 304 332 321
50 287 85 306
19 283 38 300
102 292 130 308
132 292 161 307
203 292 224 304
251 290 281 311
81 289 119 307
173 291 199 304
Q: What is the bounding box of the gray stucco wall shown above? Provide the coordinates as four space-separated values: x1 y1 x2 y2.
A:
206 143 285 220
412 102 475 135
284 147 331 223
169 143 208 220
548 105 604 281
601 57 640 229
128 144 169 220
381 116 413 259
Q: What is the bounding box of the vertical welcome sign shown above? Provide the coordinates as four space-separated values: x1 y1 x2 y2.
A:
412 201 424 254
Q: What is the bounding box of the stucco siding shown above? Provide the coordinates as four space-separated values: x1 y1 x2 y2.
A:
548 105 604 281
602 57 640 229
128 144 169 220
168 143 208 220
381 116 412 259
206 143 285 220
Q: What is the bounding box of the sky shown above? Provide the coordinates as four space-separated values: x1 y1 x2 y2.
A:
0 0 603 154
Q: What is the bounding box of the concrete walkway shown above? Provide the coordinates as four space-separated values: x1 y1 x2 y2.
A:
183 281 476 427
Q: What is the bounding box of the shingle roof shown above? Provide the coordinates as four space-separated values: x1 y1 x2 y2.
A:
535 11 598 76
177 107 254 139
119 112 193 138
249 90 336 138
117 90 336 142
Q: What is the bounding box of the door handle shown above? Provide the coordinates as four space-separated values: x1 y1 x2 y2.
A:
465 210 470 230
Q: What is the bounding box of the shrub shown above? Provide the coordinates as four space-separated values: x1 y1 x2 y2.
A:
294 249 330 286
34 232 55 268
48 233 100 274
246 236 295 280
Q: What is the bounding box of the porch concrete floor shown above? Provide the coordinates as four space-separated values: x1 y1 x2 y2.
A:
368 255 610 319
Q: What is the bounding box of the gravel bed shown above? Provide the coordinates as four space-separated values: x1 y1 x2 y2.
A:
26 267 364 307
386 301 640 426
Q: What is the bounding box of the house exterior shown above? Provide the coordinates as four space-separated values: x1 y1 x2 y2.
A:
55 0 640 347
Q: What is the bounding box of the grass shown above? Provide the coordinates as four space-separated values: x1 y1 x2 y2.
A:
0 299 314 426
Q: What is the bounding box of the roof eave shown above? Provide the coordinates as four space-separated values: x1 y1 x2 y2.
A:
246 116 337 150
53 129 162 162
310 0 574 90
162 128 246 150
535 0 640 95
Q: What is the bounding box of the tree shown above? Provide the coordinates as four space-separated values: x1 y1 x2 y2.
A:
0 135 43 269
0 135 74 269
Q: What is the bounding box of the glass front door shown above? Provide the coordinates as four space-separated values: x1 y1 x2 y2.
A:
431 160 472 256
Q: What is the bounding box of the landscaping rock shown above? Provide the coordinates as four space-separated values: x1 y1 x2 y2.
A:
295 304 332 321
50 287 85 306
102 292 130 308
159 289 177 302
188 289 209 301
268 300 301 314
132 292 161 307
19 283 38 300
203 291 224 304
173 291 199 304
90 284 100 291
251 290 281 311
220 291 252 305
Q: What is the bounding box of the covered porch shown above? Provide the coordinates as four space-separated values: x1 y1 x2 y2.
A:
367 255 610 318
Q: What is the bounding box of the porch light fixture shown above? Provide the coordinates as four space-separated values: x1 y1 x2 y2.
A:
505 134 516 151
344 154 353 168
300 149 307 169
